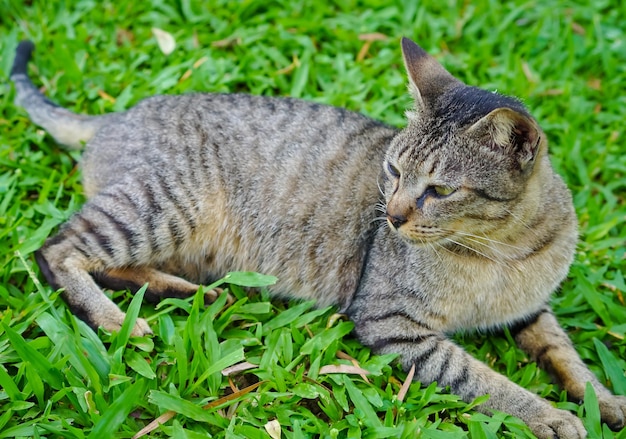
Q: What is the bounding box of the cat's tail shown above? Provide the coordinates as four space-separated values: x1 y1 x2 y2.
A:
11 40 111 150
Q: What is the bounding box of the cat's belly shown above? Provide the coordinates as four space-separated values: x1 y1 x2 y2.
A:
157 191 369 310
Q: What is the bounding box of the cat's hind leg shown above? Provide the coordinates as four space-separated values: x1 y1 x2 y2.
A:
35 188 185 336
93 267 224 304
94 267 199 301
36 240 153 336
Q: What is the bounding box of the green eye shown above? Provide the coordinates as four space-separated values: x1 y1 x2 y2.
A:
433 186 456 197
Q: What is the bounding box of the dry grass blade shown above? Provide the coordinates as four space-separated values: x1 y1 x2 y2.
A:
202 380 266 410
356 32 388 62
397 363 415 403
133 381 267 437
336 350 370 383
132 411 176 439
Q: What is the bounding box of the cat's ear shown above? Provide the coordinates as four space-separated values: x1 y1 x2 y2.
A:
401 37 461 111
467 107 542 170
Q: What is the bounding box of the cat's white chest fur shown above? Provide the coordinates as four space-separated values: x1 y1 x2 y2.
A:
424 244 574 332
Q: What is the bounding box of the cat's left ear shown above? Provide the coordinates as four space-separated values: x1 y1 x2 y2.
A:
401 37 461 112
466 107 543 171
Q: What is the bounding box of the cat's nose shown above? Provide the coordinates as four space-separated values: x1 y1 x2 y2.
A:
387 213 407 229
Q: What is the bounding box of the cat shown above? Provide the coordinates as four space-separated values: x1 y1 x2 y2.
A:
11 37 626 438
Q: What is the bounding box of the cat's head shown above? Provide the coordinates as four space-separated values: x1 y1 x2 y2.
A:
384 38 549 251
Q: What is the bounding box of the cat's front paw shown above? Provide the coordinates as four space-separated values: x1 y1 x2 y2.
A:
130 317 153 337
598 394 626 430
100 315 153 337
527 408 587 439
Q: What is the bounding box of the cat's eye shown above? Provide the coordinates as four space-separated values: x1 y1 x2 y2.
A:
433 186 456 197
386 161 401 178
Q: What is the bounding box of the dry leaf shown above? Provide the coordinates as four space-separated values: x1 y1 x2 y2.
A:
326 313 347 328
358 32 388 41
264 419 282 439
587 78 601 90
538 89 564 96
97 90 116 104
356 42 372 62
571 21 586 35
211 37 241 48
276 55 301 75
193 56 209 69
152 27 176 55
356 33 387 62
221 361 258 376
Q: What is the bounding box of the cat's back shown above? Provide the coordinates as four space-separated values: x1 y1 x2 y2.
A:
82 93 396 193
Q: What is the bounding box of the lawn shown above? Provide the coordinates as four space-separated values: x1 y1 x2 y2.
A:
1 0 625 438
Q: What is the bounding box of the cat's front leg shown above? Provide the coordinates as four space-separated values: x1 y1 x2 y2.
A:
350 312 587 439
513 307 626 430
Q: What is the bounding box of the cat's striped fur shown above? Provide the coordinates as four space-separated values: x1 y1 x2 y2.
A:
11 38 626 438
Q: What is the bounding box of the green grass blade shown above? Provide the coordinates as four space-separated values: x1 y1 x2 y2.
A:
583 382 602 439
86 378 147 439
147 390 220 423
593 338 626 394
342 375 383 429
0 365 23 401
1 323 64 389
186 345 244 395
125 350 156 379
36 312 107 393
223 271 278 288
111 283 148 351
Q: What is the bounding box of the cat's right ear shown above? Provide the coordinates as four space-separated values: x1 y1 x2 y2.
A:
466 107 543 172
401 38 461 112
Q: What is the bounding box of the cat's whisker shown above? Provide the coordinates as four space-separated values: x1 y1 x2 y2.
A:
376 221 389 234
460 237 523 271
374 201 387 215
376 175 385 197
503 208 542 239
452 230 530 253
434 241 457 257
370 216 388 225
427 241 445 265
467 239 513 260
443 237 509 267
438 228 532 262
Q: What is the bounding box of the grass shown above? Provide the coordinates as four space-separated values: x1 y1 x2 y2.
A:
1 0 625 437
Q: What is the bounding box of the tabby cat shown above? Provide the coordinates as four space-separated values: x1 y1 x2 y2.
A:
11 38 626 438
